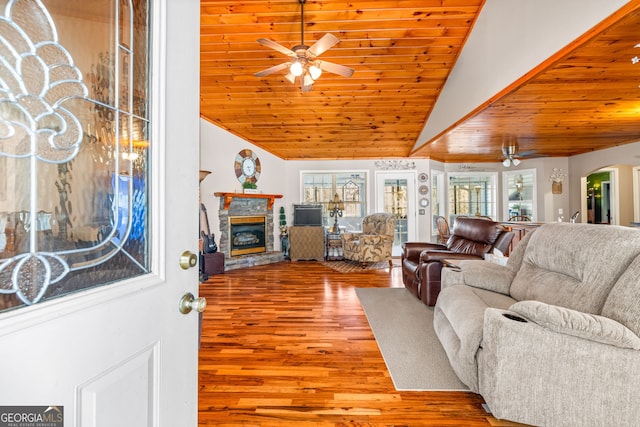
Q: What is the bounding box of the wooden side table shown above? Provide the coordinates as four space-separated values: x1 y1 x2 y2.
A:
325 232 344 261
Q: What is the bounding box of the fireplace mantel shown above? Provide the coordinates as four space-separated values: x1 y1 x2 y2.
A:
214 192 283 210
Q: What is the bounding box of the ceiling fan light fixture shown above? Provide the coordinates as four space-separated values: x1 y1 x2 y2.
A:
512 158 521 166
284 72 296 84
290 61 304 77
303 73 315 87
309 63 322 80
503 158 511 167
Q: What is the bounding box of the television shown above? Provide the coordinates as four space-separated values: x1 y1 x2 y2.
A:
293 204 323 226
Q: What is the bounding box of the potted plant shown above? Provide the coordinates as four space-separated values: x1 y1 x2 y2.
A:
242 181 259 194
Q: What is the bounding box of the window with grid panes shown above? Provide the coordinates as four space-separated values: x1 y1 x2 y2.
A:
301 172 367 231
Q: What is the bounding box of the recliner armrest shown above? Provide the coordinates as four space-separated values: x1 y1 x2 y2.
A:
510 300 640 350
402 242 446 262
443 259 514 295
419 249 482 264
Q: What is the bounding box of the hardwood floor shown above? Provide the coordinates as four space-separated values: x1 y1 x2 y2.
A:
198 260 526 426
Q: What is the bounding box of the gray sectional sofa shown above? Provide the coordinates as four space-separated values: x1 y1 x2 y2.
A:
434 222 640 427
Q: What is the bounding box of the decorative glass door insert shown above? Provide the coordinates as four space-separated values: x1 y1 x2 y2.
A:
0 0 150 310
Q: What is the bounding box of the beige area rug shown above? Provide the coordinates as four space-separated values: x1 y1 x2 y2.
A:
322 259 400 273
355 287 469 391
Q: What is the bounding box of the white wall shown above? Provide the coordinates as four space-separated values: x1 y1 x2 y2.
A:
200 119 434 243
200 119 640 250
199 119 288 244
431 157 570 223
569 140 640 225
283 158 432 241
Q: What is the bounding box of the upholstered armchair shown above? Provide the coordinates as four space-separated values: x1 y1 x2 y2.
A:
341 213 396 267
401 216 513 306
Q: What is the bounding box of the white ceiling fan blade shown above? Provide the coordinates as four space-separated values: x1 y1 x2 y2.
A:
307 33 339 57
317 60 354 78
254 62 291 77
256 38 296 57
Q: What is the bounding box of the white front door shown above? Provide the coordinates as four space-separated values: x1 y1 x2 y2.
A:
375 171 417 256
0 1 201 426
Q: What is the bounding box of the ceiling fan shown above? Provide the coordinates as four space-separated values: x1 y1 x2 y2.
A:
254 0 354 92
502 139 543 167
501 142 522 167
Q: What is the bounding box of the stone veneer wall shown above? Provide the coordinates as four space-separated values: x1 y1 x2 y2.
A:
218 196 284 270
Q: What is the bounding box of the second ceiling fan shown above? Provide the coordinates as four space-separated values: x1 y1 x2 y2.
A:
254 0 354 92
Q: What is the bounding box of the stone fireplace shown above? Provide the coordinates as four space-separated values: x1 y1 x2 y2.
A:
214 192 284 270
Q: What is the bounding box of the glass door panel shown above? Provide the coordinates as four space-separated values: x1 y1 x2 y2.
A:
0 0 150 310
376 171 416 256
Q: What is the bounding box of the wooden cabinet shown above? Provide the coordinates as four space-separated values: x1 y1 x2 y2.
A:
288 226 325 261
501 221 541 254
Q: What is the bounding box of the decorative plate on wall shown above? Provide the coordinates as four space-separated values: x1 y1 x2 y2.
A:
418 172 429 182
419 198 429 208
419 184 429 195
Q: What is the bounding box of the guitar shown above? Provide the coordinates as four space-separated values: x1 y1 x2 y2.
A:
200 203 217 254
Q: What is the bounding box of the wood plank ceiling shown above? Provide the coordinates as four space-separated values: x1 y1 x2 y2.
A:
200 0 640 162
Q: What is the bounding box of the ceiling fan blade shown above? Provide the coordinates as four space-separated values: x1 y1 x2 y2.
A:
254 62 291 77
317 60 354 78
307 33 339 57
256 38 296 57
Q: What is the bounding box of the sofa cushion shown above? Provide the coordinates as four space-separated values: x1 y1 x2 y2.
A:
602 253 640 337
433 284 516 391
511 300 640 350
509 223 640 314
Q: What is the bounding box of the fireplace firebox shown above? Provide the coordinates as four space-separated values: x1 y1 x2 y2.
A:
229 216 266 256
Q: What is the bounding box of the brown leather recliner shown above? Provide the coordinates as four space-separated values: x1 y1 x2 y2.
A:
401 217 514 306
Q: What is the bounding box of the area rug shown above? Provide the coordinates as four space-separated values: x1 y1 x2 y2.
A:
355 287 468 391
322 260 399 273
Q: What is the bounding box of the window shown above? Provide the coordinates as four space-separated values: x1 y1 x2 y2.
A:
301 172 366 230
448 173 498 222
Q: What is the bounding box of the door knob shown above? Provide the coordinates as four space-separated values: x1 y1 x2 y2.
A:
179 292 207 314
179 250 198 269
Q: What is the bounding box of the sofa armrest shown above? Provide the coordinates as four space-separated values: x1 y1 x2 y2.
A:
341 232 361 242
478 307 640 426
442 260 514 295
510 300 640 350
360 234 394 245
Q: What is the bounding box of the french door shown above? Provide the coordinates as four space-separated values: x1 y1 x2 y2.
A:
0 1 201 426
375 171 417 256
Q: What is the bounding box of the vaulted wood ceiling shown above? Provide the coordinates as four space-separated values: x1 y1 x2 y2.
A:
200 1 640 162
